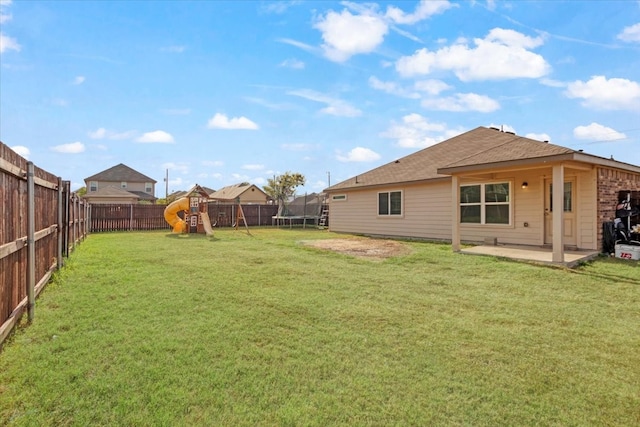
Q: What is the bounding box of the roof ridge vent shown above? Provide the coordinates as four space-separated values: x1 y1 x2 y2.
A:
505 131 516 135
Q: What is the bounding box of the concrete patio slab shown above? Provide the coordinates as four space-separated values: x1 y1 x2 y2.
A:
460 244 601 268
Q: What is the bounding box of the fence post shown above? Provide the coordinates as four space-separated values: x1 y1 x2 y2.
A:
26 162 36 322
57 177 63 269
130 204 134 231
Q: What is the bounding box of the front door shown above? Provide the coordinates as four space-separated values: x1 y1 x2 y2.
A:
544 179 576 246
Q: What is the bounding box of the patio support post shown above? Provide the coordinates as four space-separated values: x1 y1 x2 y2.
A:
552 164 565 263
451 175 461 251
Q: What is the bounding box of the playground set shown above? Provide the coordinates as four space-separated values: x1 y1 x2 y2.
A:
163 185 250 236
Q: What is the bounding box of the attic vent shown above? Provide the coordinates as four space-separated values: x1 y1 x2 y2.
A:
490 127 500 131
544 140 549 143
395 160 400 163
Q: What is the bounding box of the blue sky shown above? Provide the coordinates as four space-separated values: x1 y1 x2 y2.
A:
1 0 639 196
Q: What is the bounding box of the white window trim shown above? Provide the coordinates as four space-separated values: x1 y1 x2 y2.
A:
460 181 512 226
89 181 98 192
377 190 403 217
121 181 127 189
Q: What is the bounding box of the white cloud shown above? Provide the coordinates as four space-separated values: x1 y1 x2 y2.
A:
0 2 19 54
280 58 305 69
207 113 259 130
380 113 450 148
231 173 250 181
573 123 626 142
276 38 319 54
369 76 420 98
617 23 640 43
525 132 550 142
396 28 549 81
261 1 301 14
281 143 314 151
51 142 85 154
565 75 640 110
0 0 13 25
10 145 29 158
73 76 85 85
421 93 500 112
162 162 190 174
288 89 362 117
337 147 381 162
539 78 566 88
242 164 264 171
136 130 175 143
314 9 388 62
414 79 452 95
202 160 224 167
88 128 137 140
51 98 68 107
385 0 454 25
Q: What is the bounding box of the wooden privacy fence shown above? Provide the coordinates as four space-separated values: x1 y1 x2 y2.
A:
89 203 279 232
1 142 88 347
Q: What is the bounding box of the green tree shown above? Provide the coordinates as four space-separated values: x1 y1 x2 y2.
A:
75 186 87 197
263 172 305 216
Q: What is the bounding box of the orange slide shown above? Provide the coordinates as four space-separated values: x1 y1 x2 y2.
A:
164 197 189 233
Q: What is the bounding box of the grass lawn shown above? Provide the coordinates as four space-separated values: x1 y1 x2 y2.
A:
1 228 639 426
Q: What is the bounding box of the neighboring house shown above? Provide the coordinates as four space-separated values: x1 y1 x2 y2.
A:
324 126 640 262
167 185 215 204
209 182 269 204
84 163 157 204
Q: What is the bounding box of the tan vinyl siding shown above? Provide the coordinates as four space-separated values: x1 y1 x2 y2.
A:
329 168 600 250
329 181 452 240
459 172 542 246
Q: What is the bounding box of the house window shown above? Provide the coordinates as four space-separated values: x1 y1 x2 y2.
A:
460 182 510 225
121 182 127 189
378 191 402 216
89 181 97 192
332 194 347 202
145 182 153 193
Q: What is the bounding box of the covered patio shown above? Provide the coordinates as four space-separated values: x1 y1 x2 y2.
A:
460 244 601 268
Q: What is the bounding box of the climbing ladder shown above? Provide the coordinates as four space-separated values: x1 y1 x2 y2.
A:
318 205 329 229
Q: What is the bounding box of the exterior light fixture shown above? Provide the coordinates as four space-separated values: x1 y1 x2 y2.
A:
521 182 528 189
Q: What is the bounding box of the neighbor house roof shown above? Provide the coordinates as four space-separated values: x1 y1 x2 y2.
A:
82 186 140 199
326 126 640 192
209 182 267 201
85 163 157 183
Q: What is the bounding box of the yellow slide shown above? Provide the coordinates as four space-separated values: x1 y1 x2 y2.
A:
164 197 189 233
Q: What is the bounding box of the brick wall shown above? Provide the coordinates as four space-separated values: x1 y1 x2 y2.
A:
597 167 640 249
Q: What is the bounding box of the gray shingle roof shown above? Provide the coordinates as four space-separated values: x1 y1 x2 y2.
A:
326 126 584 191
85 163 157 183
82 186 140 198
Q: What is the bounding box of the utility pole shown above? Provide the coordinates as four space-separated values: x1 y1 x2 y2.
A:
327 171 331 187
164 169 169 199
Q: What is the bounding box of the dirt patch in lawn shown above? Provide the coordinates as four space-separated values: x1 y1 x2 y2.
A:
304 238 411 260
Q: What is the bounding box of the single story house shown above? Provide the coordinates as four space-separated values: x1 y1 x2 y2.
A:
209 182 269 204
324 126 640 263
84 163 157 203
